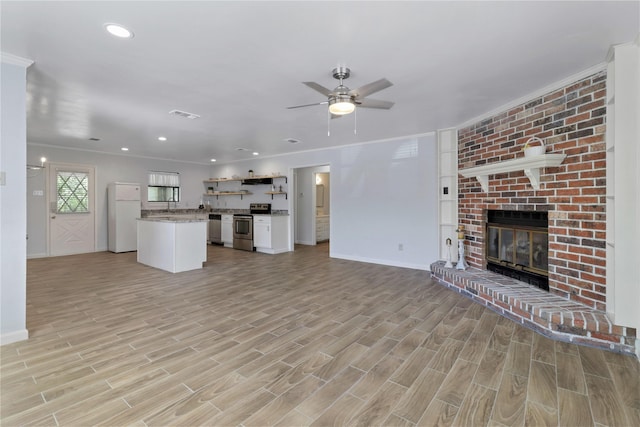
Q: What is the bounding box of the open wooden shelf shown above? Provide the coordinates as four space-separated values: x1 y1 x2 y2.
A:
203 192 252 200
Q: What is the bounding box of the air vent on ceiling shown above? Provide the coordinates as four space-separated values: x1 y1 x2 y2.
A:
168 109 200 120
88 137 101 141
236 147 249 151
284 138 301 144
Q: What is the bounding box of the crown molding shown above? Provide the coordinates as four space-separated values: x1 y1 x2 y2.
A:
456 62 607 129
1 52 34 68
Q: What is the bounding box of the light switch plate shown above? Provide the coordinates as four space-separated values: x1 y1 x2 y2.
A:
0 171 6 186
33 190 44 196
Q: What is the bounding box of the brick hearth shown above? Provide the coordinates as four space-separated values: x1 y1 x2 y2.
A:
430 262 636 355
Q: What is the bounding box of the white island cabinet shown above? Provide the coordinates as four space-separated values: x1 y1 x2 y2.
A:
253 215 289 254
137 218 207 273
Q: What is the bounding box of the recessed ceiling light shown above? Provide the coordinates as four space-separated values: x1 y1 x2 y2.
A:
121 147 129 151
210 158 216 162
104 23 134 39
252 152 259 156
158 136 167 141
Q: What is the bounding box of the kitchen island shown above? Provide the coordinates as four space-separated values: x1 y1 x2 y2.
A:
137 217 207 273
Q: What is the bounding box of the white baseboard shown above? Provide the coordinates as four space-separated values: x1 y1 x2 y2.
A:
27 252 48 259
1 329 29 346
330 252 430 271
296 240 315 246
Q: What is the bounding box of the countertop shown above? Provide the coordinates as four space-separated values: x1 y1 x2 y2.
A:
141 209 288 217
252 212 289 216
137 217 208 223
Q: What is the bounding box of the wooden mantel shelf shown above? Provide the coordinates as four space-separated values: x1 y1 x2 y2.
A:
459 154 566 192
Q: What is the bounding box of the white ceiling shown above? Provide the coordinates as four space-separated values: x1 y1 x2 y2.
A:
2 1 638 164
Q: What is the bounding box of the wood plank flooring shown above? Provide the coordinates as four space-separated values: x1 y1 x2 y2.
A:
2 243 639 426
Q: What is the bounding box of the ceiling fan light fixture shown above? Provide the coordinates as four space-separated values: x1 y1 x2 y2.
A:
328 96 355 115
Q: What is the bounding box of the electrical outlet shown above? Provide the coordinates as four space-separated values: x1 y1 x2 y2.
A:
398 243 403 251
33 190 44 196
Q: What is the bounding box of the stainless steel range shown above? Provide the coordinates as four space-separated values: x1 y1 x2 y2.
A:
232 203 271 251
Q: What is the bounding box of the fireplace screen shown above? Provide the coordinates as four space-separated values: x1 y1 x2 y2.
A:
486 226 548 274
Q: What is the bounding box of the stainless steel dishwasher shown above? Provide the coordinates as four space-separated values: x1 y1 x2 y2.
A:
208 214 222 244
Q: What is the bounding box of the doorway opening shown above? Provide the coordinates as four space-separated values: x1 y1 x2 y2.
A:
292 165 330 251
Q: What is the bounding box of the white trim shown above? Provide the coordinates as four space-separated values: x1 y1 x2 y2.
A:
27 252 48 259
0 52 34 68
457 62 607 129
213 131 437 166
606 35 640 62
27 142 211 167
459 154 567 192
295 240 315 245
30 131 437 167
1 329 29 346
331 252 429 271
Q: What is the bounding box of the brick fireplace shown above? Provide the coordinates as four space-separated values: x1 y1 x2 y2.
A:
431 69 636 354
458 71 607 310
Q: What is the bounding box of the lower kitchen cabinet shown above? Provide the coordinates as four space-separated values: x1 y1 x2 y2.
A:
221 214 233 247
253 215 289 254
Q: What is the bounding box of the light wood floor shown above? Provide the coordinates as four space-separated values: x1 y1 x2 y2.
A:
2 243 639 426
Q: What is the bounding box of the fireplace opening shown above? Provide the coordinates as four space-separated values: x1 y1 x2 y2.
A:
485 210 549 291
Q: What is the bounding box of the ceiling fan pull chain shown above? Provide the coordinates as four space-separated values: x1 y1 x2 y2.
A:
354 107 357 135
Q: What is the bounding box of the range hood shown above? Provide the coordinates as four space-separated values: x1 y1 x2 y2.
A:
241 177 273 185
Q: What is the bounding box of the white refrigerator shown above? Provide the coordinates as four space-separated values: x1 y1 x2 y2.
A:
108 182 141 252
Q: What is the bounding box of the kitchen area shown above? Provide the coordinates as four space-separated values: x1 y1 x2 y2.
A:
104 173 292 273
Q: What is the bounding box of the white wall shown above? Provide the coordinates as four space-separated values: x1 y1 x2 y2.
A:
212 133 438 270
26 146 211 256
1 57 30 345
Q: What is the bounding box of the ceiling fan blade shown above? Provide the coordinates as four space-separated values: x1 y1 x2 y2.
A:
287 101 328 109
356 98 395 109
349 78 393 98
303 81 333 96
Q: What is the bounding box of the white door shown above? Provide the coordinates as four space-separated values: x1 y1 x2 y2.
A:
49 163 96 256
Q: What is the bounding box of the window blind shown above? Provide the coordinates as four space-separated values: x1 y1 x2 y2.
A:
148 171 180 187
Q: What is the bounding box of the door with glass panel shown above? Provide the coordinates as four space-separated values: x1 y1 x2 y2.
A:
48 163 96 256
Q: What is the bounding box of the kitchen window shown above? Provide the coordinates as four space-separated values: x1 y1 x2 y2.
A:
147 171 180 202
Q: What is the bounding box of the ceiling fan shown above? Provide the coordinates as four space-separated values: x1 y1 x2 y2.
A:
287 67 394 117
